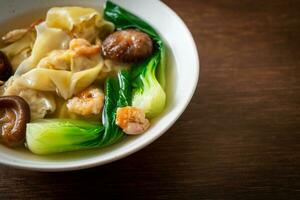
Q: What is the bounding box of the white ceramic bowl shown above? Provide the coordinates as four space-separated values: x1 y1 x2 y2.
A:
0 0 199 171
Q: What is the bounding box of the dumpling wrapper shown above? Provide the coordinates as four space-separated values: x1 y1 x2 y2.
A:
1 32 35 71
15 22 71 75
46 7 102 31
21 63 102 99
3 77 56 120
46 7 114 41
37 49 102 72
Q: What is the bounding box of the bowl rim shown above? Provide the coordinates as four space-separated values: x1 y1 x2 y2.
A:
0 0 199 171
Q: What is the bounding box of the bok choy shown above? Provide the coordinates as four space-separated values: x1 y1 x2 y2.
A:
100 70 131 146
104 1 167 118
26 119 104 155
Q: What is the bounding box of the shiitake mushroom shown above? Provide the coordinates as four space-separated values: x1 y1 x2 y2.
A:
0 96 30 147
102 29 153 62
0 51 12 81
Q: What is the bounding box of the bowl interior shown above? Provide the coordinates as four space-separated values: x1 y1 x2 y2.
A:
0 0 198 171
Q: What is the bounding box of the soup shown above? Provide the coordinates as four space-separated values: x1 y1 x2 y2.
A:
0 1 167 155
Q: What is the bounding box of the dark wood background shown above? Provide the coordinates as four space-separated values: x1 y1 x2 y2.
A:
1 0 300 199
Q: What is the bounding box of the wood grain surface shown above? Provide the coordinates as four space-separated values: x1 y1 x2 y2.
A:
1 0 300 199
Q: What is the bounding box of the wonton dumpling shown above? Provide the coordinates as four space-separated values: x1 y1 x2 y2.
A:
71 54 101 72
46 7 114 41
15 22 71 75
21 64 102 99
70 63 102 94
37 49 101 72
38 50 72 70
10 48 32 71
1 31 35 58
46 7 101 31
1 31 35 71
22 68 72 95
3 77 56 120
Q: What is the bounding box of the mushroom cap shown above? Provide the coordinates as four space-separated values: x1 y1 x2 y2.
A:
0 96 30 147
102 29 153 62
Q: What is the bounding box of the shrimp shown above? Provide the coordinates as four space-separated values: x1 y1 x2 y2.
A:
69 38 101 56
67 87 104 116
116 106 150 135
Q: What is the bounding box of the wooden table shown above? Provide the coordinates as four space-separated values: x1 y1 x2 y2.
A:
1 0 300 199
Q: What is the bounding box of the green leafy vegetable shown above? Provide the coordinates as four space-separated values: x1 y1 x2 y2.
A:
26 119 104 155
117 70 132 107
104 1 166 118
26 70 131 155
131 52 166 118
101 70 131 145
